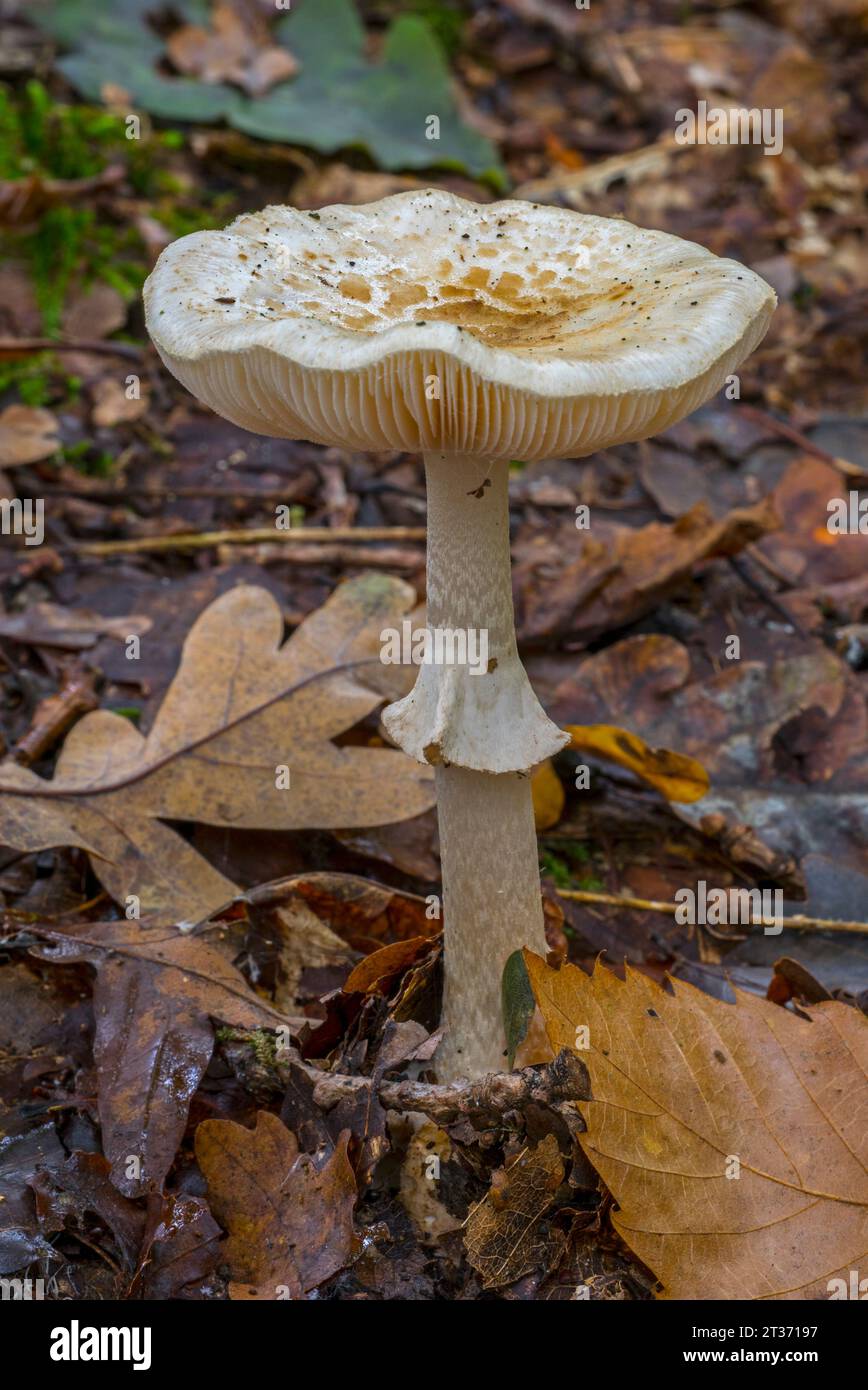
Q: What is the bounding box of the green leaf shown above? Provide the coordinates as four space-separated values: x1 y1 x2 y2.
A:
501 949 536 1070
59 44 241 124
33 0 505 183
237 2 503 181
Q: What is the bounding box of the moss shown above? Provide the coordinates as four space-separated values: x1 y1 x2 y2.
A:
0 83 236 411
402 0 465 57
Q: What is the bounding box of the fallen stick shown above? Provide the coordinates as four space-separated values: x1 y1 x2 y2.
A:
556 887 868 936
0 337 144 362
300 1048 590 1126
73 525 427 556
737 403 862 477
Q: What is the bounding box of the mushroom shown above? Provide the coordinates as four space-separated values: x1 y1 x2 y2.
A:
144 188 775 1079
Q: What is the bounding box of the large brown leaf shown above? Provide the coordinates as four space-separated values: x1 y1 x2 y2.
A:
195 1110 357 1299
0 576 433 923
33 919 290 1197
524 949 868 1300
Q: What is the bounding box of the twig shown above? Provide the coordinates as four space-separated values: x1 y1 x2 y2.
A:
73 526 427 556
0 337 144 362
303 1049 590 1126
556 887 868 936
726 554 810 640
737 403 863 477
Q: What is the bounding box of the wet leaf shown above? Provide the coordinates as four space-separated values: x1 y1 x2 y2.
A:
135 1193 222 1300
32 918 289 1196
195 1110 357 1299
32 1150 145 1273
524 950 868 1300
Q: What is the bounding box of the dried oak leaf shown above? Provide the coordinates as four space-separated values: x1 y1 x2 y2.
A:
32 919 290 1197
465 1134 566 1289
167 3 298 97
524 949 868 1300
195 1110 357 1300
0 577 434 923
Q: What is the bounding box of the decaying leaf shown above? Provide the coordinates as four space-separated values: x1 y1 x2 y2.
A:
134 1193 222 1301
195 1110 357 1299
515 497 778 645
0 404 59 465
32 919 290 1197
464 1133 565 1289
524 950 868 1300
166 2 298 98
31 1150 144 1274
343 936 434 996
566 724 710 803
0 577 434 923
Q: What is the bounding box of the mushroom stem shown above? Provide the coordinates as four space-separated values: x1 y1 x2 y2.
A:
383 453 564 1079
435 764 547 1079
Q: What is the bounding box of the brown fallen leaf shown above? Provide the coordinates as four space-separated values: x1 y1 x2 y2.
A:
167 3 298 97
514 497 778 645
90 377 150 428
0 404 59 465
195 1111 357 1299
31 1150 144 1275
244 871 439 955
343 936 434 996
0 577 434 923
134 1193 222 1300
32 918 291 1197
0 166 124 229
62 283 127 341
524 950 868 1300
0 602 152 651
566 724 710 803
464 1133 566 1289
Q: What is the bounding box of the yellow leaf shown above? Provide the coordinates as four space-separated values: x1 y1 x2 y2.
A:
531 758 565 830
523 949 868 1300
566 723 709 802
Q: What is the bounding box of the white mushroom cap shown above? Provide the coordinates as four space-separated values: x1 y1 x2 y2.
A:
144 188 775 460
